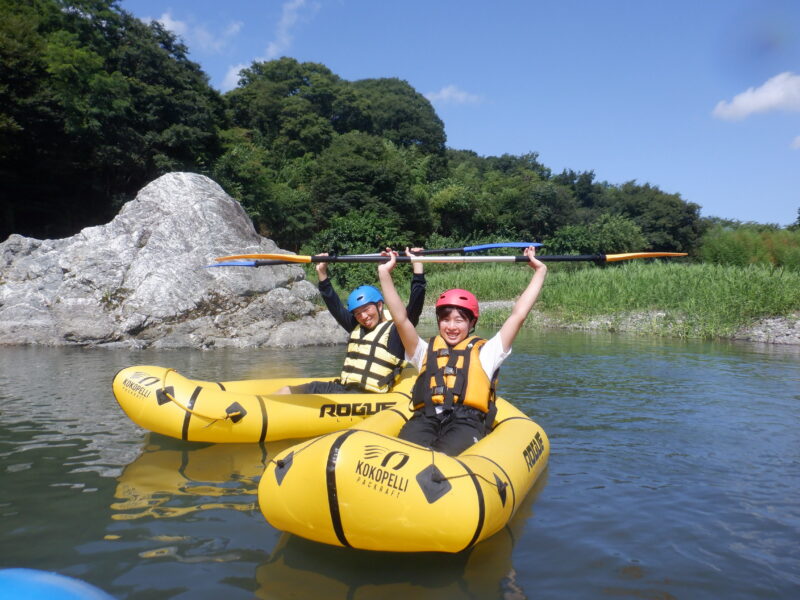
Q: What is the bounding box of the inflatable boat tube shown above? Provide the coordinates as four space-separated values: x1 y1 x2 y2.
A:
112 365 416 443
0 569 114 600
258 397 549 553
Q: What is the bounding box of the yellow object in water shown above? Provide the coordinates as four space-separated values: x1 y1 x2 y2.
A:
111 435 294 521
258 397 549 553
112 365 416 443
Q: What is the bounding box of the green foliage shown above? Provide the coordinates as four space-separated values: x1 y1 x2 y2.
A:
428 181 476 238
0 3 710 264
423 261 800 338
350 78 446 155
545 213 647 254
1 0 224 240
538 262 800 337
606 181 707 251
698 224 800 270
211 128 275 220
308 132 418 232
494 179 577 239
302 209 408 290
225 59 448 168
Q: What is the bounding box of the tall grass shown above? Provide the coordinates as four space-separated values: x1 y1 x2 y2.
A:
422 261 800 339
699 225 800 269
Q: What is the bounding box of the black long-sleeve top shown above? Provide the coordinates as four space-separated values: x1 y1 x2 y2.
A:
318 273 426 360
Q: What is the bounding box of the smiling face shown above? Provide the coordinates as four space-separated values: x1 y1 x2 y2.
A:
436 306 476 346
352 302 382 330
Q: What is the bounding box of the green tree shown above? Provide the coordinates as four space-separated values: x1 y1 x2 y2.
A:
308 132 417 233
606 181 705 252
428 181 477 238
1 0 224 240
211 128 275 222
350 78 446 155
273 95 335 159
226 57 361 161
304 209 407 290
545 213 647 255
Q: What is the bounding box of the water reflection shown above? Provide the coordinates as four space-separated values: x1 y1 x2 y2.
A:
255 475 547 600
1 332 798 599
110 435 295 521
108 432 549 599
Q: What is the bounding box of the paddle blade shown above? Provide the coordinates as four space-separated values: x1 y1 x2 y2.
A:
463 242 542 252
205 260 259 267
604 252 688 262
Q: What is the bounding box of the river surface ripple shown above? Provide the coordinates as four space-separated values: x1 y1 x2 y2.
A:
0 330 798 599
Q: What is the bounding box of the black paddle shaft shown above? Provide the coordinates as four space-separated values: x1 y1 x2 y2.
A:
252 254 608 266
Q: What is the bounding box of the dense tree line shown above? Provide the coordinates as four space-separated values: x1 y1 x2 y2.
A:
2 0 710 258
1 0 223 238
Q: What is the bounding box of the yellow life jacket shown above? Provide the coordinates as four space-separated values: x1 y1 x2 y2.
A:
411 335 497 414
339 313 405 393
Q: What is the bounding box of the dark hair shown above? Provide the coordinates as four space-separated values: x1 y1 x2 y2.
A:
435 305 475 324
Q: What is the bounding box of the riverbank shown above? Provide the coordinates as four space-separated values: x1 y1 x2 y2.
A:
414 261 800 345
418 302 800 345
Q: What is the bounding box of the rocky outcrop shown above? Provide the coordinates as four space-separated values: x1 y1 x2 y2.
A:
0 172 346 348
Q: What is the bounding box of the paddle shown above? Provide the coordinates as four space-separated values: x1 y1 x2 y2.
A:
210 252 687 267
349 242 542 256
214 242 541 266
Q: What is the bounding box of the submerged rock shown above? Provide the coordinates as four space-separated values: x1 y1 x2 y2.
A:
0 172 345 348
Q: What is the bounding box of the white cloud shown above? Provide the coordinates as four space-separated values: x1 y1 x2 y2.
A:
425 85 483 105
224 21 244 38
266 0 316 60
156 12 188 37
219 0 317 91
712 71 800 120
154 11 241 54
222 63 248 92
194 21 243 53
791 136 800 150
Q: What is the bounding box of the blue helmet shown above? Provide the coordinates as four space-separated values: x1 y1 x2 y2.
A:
347 285 383 312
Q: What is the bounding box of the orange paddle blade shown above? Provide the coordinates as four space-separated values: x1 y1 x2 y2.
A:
604 252 688 262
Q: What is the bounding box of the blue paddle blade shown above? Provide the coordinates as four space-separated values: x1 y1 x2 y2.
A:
463 242 542 252
205 260 258 267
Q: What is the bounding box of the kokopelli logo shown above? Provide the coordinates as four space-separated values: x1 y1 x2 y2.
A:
363 445 410 470
355 445 411 497
121 371 160 399
129 372 160 386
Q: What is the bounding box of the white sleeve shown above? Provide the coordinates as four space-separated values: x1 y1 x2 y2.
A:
479 332 512 378
407 336 428 371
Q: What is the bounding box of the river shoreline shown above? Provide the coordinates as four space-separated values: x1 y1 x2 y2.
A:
419 302 800 345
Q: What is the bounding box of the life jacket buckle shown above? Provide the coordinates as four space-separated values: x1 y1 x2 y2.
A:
443 365 457 375
436 348 450 357
432 386 445 396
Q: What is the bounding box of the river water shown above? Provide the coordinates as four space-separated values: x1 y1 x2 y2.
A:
1 329 798 599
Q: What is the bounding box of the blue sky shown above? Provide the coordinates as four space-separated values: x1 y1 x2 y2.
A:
121 0 800 226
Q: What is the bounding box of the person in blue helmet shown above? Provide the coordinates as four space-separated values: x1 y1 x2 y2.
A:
276 250 426 394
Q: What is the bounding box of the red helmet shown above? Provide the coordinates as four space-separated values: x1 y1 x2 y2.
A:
435 288 479 320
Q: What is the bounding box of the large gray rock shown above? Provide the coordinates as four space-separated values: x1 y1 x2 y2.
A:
0 172 346 348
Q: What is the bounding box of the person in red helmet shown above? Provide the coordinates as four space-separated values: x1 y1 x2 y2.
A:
377 245 547 455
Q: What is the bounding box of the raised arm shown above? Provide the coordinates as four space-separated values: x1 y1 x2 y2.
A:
315 253 356 331
498 246 548 352
377 248 421 357
405 246 426 326
411 247 424 276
